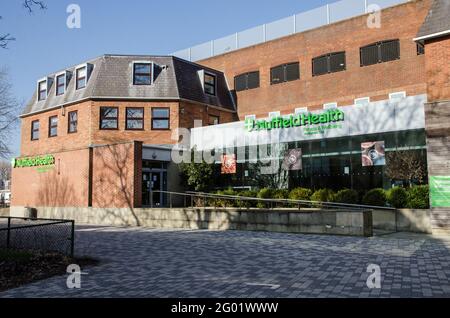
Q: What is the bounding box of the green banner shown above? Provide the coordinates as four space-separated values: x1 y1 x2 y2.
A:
430 176 450 208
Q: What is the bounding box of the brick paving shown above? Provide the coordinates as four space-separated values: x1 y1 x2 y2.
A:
1 226 449 298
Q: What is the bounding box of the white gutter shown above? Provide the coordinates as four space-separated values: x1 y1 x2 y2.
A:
414 29 450 42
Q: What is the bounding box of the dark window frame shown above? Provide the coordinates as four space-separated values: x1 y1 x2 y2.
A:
38 80 47 101
312 51 346 76
417 42 425 55
125 107 145 131
48 115 58 138
56 74 65 96
270 62 300 85
151 107 170 130
208 114 220 126
204 72 216 96
76 66 87 90
31 120 40 141
360 39 400 67
133 63 153 85
68 110 78 134
234 71 260 92
99 107 119 130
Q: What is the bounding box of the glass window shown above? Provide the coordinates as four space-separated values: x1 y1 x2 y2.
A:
133 63 152 85
270 62 299 84
126 107 144 130
151 108 170 130
100 107 118 129
204 73 216 95
68 111 77 133
76 66 87 90
48 116 58 137
31 120 39 140
56 74 65 96
208 115 219 125
417 42 425 55
38 80 47 101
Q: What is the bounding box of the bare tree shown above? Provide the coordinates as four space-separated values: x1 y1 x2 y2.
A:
0 160 11 181
1 1 46 49
0 68 20 159
385 150 427 187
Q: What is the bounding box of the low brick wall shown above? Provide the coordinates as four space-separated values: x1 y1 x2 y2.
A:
0 208 9 217
372 209 432 233
10 206 373 237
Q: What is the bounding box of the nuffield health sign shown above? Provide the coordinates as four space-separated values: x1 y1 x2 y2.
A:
12 154 55 168
244 109 345 134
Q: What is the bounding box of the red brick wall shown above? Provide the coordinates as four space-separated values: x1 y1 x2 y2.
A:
198 0 431 118
11 148 90 207
424 35 450 102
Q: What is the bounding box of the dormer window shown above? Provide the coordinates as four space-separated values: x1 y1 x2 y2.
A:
38 80 47 101
133 62 153 85
56 73 66 96
76 66 87 90
204 73 216 96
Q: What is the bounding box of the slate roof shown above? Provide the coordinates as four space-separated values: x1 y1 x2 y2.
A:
416 0 450 40
22 55 236 116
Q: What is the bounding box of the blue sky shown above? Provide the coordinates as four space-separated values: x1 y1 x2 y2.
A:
0 0 333 158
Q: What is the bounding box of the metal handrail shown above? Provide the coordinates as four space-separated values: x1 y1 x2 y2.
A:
149 190 395 211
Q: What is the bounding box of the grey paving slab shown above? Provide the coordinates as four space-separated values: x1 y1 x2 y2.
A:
1 226 449 298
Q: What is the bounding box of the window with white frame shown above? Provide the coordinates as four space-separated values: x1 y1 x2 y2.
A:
76 66 87 90
268 111 280 118
389 91 406 101
295 107 308 114
245 114 256 120
354 97 370 106
323 102 337 109
56 74 66 96
38 80 47 101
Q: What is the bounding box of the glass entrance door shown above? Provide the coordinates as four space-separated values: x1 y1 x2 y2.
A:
142 167 167 207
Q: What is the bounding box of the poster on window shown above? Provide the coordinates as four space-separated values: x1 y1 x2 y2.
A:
282 148 302 171
361 141 385 166
221 154 236 174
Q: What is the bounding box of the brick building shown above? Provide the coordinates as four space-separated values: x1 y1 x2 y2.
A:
10 0 450 230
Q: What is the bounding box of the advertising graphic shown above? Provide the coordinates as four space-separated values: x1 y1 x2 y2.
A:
361 141 385 166
221 154 236 174
430 176 450 208
282 148 302 171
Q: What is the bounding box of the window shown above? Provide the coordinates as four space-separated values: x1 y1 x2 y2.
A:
323 102 338 109
38 80 47 101
48 116 58 137
360 39 400 66
133 63 152 85
31 120 39 140
389 91 406 101
100 107 118 130
56 74 65 96
208 115 219 125
295 107 308 114
204 73 216 95
270 62 300 85
417 42 425 55
245 114 256 120
312 52 346 76
269 111 280 118
354 97 370 106
126 107 144 130
68 111 78 133
76 66 87 90
234 71 260 92
151 108 170 130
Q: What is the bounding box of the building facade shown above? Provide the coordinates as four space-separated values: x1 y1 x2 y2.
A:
10 0 450 230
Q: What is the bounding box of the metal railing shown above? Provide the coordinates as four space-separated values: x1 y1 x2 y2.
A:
149 190 396 212
172 0 408 61
0 216 75 257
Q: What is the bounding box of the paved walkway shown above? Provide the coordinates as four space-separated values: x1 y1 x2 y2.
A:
1 226 449 298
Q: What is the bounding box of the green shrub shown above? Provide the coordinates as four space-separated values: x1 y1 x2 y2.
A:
407 185 430 209
236 190 257 208
387 187 408 208
311 189 335 203
362 188 387 207
334 189 359 204
289 188 312 201
214 188 237 207
273 189 289 199
256 188 274 208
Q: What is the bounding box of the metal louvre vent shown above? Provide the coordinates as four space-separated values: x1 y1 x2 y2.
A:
361 39 400 66
285 63 300 82
270 65 284 85
312 55 328 76
271 62 300 84
235 71 260 91
234 74 247 92
329 52 346 73
313 52 346 76
247 71 260 89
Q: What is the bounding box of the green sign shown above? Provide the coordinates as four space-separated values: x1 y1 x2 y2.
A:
430 176 450 208
245 109 345 132
12 154 55 168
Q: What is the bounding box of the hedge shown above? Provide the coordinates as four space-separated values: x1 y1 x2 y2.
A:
362 188 387 207
333 189 359 204
407 185 429 209
387 187 408 208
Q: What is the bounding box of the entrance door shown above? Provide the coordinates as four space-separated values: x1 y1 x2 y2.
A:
150 172 162 207
142 170 166 207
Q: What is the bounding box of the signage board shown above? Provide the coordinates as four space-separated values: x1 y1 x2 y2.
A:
430 176 450 208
